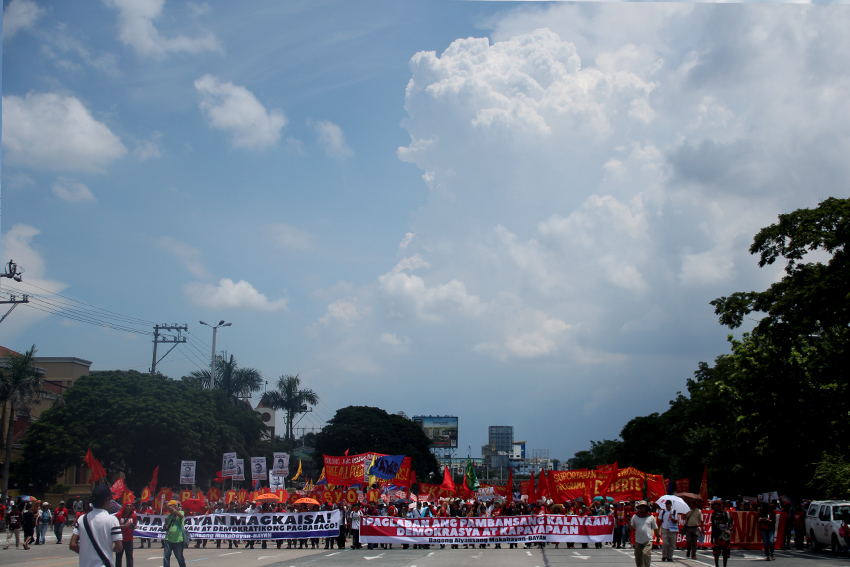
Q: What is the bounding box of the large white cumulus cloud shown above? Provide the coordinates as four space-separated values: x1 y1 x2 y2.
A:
312 5 850 455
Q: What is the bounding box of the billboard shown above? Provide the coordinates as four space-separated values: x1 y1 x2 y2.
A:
413 416 458 448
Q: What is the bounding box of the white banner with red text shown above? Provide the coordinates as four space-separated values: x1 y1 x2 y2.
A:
360 514 614 545
134 511 341 540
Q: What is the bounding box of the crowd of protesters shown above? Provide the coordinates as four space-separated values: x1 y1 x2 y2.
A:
1 491 848 567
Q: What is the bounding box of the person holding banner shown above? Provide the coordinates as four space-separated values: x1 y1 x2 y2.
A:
335 503 348 549
349 503 363 550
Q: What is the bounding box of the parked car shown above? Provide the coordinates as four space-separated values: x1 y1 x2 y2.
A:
805 500 850 553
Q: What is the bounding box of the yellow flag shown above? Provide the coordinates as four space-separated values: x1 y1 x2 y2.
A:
292 459 302 481
367 454 377 487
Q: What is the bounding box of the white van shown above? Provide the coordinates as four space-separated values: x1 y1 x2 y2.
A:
804 500 850 553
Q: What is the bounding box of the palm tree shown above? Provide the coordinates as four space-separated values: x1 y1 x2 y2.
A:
187 353 263 402
0 345 43 502
260 375 319 443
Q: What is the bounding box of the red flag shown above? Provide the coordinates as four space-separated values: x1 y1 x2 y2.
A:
407 470 417 499
439 466 455 494
457 476 474 499
84 448 107 484
148 465 159 493
595 461 618 497
536 468 550 501
344 448 349 456
110 478 128 500
505 468 513 503
699 467 708 502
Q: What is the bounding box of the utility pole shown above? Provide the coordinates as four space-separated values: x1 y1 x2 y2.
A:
0 260 28 325
150 324 188 375
199 320 231 386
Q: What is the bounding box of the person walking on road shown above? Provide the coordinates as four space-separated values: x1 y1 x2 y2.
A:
710 500 733 567
69 485 122 567
162 500 187 567
658 500 679 562
630 500 659 567
36 502 53 545
3 503 23 549
683 500 703 559
54 501 69 544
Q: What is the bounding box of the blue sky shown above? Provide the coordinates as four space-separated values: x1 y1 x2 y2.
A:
3 0 850 463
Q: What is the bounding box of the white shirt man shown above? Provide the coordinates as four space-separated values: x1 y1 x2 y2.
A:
658 501 680 562
70 486 122 567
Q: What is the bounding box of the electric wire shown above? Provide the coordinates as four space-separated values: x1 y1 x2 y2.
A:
4 280 157 327
21 300 151 335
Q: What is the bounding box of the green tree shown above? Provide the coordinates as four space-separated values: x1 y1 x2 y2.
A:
710 197 850 496
1 345 43 502
810 453 850 500
185 353 263 403
21 370 265 491
259 375 319 443
568 439 623 470
314 406 439 482
568 198 850 498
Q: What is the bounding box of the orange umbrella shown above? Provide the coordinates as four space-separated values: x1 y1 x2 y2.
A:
294 497 320 506
255 493 281 503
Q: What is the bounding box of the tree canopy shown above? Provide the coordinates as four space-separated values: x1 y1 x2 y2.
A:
184 353 263 403
569 198 850 498
314 405 440 482
1 345 42 501
260 375 319 443
21 370 265 491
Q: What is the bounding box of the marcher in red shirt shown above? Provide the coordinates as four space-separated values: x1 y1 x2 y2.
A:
115 502 137 567
53 502 69 544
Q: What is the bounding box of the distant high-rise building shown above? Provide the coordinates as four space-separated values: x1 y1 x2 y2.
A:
489 425 513 454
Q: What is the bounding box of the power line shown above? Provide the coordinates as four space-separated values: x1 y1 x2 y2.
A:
21 299 151 335
5 281 157 326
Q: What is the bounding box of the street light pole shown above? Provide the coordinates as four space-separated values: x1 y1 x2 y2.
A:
199 320 231 387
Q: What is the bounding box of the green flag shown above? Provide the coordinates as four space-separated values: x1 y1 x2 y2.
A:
465 458 480 491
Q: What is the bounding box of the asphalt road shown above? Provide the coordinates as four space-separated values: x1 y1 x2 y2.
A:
1 535 848 567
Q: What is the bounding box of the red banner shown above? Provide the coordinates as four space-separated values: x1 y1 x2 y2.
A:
418 483 456 501
675 478 689 493
548 469 597 501
321 489 361 506
606 466 666 501
676 511 786 550
323 453 413 487
360 514 614 545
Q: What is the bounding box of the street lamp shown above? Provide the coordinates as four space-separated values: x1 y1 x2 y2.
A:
199 320 231 386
